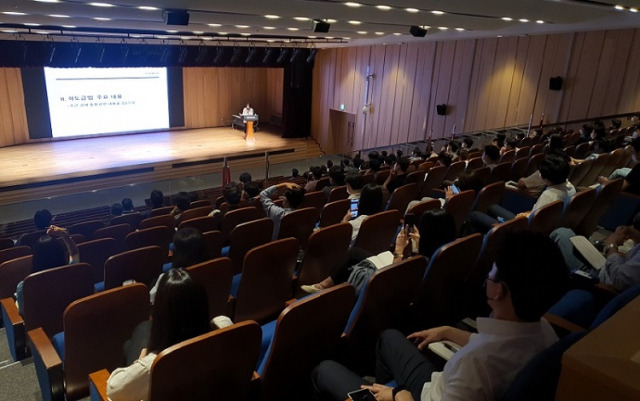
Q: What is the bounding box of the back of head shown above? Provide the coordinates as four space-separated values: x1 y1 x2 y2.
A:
463 137 473 149
148 268 210 353
495 231 568 322
175 192 192 212
111 203 123 217
284 186 305 209
397 157 410 173
357 184 384 216
494 133 506 148
291 168 299 177
150 190 164 208
367 150 379 160
223 183 242 205
328 165 345 185
484 145 500 163
369 158 382 172
549 134 564 152
598 137 615 153
539 153 570 185
417 209 456 258
172 227 206 269
326 159 334 169
121 198 134 212
458 148 470 161
244 181 261 198
437 151 453 168
239 172 252 185
345 173 364 191
33 209 53 230
33 235 67 273
310 166 323 180
457 169 486 193
506 137 518 149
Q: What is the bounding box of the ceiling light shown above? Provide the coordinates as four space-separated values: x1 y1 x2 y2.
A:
89 2 114 7
519 18 529 22
235 24 249 28
393 32 402 35
265 15 280 19
432 10 445 15
455 27 465 31
35 30 49 34
201 36 213 40
62 25 76 28
34 0 59 2
94 17 111 20
348 20 361 25
138 6 159 11
345 2 361 7
192 31 203 34
166 29 178 33
438 26 448 30
357 31 367 34
375 31 384 35
24 22 40 26
3 11 27 15
287 27 299 30
1 29 18 33
615 5 624 10
376 5 391 11
294 17 310 21
207 23 221 27
343 37 351 40
240 32 251 36
536 19 544 24
631 7 638 12
405 8 419 13
326 36 334 39
308 35 317 38
218 32 228 35
49 14 69 17
502 17 513 21
263 26 276 30
326 19 337 23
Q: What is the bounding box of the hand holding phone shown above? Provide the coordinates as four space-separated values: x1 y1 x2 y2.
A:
350 199 359 218
347 388 376 401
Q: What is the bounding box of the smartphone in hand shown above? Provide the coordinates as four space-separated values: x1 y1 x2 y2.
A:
350 198 359 218
347 388 376 401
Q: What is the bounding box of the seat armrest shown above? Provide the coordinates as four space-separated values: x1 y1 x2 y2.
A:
89 369 111 401
0 297 27 360
543 312 586 336
28 327 64 401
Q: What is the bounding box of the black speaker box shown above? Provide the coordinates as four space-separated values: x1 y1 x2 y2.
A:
549 76 563 91
312 19 330 33
436 104 447 116
410 25 428 37
163 10 189 26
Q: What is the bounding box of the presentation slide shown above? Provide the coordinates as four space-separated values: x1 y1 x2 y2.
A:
43 67 170 138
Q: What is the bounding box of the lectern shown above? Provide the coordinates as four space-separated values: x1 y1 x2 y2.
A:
243 114 258 145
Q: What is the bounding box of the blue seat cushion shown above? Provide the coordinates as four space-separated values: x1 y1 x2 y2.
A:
221 246 230 257
230 274 241 298
94 281 105 293
162 261 172 273
52 331 65 362
257 319 278 374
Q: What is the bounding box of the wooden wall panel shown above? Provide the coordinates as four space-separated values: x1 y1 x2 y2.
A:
601 29 633 116
432 41 456 138
0 68 29 147
417 43 437 141
448 40 476 137
618 29 640 112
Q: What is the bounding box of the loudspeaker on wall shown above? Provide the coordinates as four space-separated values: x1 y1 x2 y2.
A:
163 10 189 26
549 76 563 91
436 104 447 116
312 19 330 33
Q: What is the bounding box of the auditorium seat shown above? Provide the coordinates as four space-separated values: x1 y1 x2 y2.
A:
510 157 529 181
233 238 299 324
98 245 165 292
68 220 105 241
575 178 623 237
176 205 213 224
527 200 564 235
190 199 212 208
89 321 262 401
299 191 326 218
327 185 348 203
573 142 590 159
529 143 545 156
0 245 31 265
352 210 401 255
295 223 352 298
598 147 625 179
386 183 418 215
148 206 174 218
108 212 143 230
277 207 318 249
577 153 609 187
138 214 176 231
124 226 173 252
227 218 274 275
465 157 484 171
92 223 133 254
257 284 355 401
514 146 530 160
29 283 150 401
343 256 428 374
444 161 466 182
0 238 14 250
17 230 46 250
559 188 597 231
413 233 483 329
1 263 93 361
202 230 224 260
524 152 545 177
472 181 505 214
0 255 33 301
407 199 441 220
177 215 218 233
487 162 511 184
420 165 447 198
444 190 476 236
375 169 391 185
404 170 427 194
418 161 434 171
499 150 515 164
77 238 118 284
318 199 349 228
220 206 260 245
186 257 234 319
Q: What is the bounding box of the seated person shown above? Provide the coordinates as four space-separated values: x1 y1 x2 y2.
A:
597 137 640 190
312 231 568 401
384 157 411 195
238 172 252 188
346 173 365 201
142 190 165 218
107 268 210 401
471 153 575 231
17 209 53 246
500 136 518 156
305 166 324 192
122 198 135 214
170 191 192 221
209 183 243 219
259 182 305 240
16 225 79 315
516 134 568 196
482 144 500 171
322 165 346 200
551 215 640 292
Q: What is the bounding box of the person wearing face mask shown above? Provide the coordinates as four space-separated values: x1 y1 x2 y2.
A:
597 137 640 190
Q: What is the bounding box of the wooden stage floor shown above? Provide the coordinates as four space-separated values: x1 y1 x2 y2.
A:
0 126 323 205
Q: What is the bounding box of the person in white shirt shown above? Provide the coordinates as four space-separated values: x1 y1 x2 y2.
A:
312 231 568 401
242 103 254 115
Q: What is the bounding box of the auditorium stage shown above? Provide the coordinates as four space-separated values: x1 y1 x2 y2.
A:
0 126 323 206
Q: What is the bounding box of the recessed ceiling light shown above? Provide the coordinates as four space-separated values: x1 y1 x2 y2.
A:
192 31 203 34
93 17 111 21
497 34 503 38
266 39 275 42
326 36 334 39
405 8 419 13
240 32 251 36
375 31 384 35
536 20 544 24
1 29 18 33
166 29 178 33
615 5 624 10
138 6 159 11
356 31 367 34
343 37 351 40
218 32 228 35
202 36 213 40
376 5 391 11
34 0 59 3
89 2 114 7
631 7 638 12
326 19 337 23
35 30 49 34
287 27 299 31
348 20 361 25
455 27 465 31
345 2 361 7
207 23 221 27
393 32 402 35
3 11 27 16
308 35 317 38
62 25 76 28
155 35 168 39
519 18 529 23
502 17 513 21
263 26 276 30
294 17 310 21
432 10 445 15
235 24 249 28
265 15 280 19
49 14 69 18
24 22 40 26
438 26 448 30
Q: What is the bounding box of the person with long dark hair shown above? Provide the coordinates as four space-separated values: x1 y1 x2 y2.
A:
107 268 210 401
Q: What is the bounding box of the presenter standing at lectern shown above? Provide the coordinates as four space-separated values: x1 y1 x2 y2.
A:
242 103 254 116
